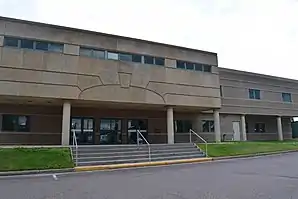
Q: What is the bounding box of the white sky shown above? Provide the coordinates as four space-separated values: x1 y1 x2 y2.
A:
0 0 298 79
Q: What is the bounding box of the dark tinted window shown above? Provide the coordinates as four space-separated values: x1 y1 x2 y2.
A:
202 120 214 132
203 65 212 72
4 37 19 47
144 56 154 64
35 41 49 51
176 60 185 69
48 43 63 53
2 115 30 132
119 53 132 61
249 89 261 100
194 63 203 71
254 123 266 133
186 62 194 70
175 120 192 133
80 48 93 57
132 54 142 63
282 93 292 102
20 39 34 49
155 57 165 66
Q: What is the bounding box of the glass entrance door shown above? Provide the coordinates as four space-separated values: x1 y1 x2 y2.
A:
99 119 122 145
70 117 94 145
127 119 148 144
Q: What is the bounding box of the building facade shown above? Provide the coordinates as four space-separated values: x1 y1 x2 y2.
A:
0 17 295 145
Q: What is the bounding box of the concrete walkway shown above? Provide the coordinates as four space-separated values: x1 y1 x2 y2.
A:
1 153 298 199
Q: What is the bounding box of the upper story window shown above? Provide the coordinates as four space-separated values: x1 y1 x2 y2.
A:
144 56 154 65
282 93 292 103
107 52 119 60
119 53 132 62
132 54 142 63
3 37 19 47
3 36 64 53
249 89 261 100
155 57 165 66
20 39 34 49
80 47 105 59
220 85 223 97
176 60 212 73
2 115 30 132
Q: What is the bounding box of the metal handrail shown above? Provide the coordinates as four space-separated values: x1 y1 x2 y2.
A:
189 129 208 157
72 130 78 166
136 130 151 161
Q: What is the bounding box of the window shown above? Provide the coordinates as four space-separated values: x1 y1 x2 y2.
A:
48 43 63 53
20 39 34 49
194 63 203 71
254 123 265 133
144 56 154 64
220 85 223 97
119 53 132 62
202 120 214 132
93 49 105 59
35 41 49 51
2 115 30 132
4 37 19 47
107 52 119 60
155 57 165 66
282 93 292 102
176 60 186 69
203 65 212 72
175 120 192 133
132 54 142 63
249 89 261 100
186 62 194 70
80 48 93 57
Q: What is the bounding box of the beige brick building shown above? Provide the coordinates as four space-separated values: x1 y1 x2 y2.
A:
0 17 295 145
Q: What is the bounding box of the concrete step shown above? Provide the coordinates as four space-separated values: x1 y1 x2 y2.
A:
74 151 204 162
74 148 201 158
76 153 205 166
72 145 197 153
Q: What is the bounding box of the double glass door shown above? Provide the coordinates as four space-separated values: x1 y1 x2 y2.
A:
127 119 148 144
70 117 94 145
99 119 122 145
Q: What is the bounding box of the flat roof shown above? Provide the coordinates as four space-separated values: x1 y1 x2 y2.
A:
0 16 217 56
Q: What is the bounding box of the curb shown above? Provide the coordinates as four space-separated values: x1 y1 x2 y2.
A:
75 157 212 172
0 168 74 177
211 149 298 161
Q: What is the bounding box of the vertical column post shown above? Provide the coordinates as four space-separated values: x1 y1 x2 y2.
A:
167 107 174 144
61 102 71 145
241 115 247 141
277 116 283 141
214 109 221 142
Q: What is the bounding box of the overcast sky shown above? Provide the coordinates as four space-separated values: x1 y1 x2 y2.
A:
0 0 298 79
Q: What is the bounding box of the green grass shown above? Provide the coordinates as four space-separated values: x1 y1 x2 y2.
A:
0 148 74 172
198 141 298 157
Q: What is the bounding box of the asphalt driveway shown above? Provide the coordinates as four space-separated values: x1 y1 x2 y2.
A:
1 153 298 199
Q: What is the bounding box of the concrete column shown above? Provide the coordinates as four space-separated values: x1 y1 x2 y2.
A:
213 109 221 142
277 116 283 141
241 115 247 141
167 107 174 144
61 102 71 145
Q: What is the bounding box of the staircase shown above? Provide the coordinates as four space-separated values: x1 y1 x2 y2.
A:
71 143 206 167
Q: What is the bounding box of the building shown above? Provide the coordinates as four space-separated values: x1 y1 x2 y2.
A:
0 17 295 146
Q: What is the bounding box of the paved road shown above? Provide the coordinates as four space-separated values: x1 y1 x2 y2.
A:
1 153 298 199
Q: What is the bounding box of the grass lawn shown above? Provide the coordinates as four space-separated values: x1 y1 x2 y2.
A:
0 148 74 172
198 141 298 157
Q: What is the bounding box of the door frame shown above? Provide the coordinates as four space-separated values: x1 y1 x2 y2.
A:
127 118 148 144
232 121 241 141
70 117 95 145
